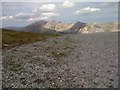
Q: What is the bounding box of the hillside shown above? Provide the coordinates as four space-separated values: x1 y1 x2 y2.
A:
22 21 48 33
22 21 57 33
2 29 60 49
3 27 22 31
2 24 118 88
2 32 118 88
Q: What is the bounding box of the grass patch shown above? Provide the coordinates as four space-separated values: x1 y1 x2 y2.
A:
2 29 61 49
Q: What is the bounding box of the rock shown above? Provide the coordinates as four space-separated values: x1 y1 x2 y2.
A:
3 44 10 47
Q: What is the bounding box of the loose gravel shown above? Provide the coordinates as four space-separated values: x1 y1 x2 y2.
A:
2 32 118 88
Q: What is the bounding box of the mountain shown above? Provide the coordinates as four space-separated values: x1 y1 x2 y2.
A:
22 20 59 33
79 22 119 33
44 21 74 32
21 20 119 34
22 20 48 33
44 21 86 34
22 20 87 34
64 21 86 34
79 23 104 33
4 27 22 31
96 22 118 32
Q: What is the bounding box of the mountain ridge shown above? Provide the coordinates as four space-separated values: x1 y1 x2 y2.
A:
16 21 119 34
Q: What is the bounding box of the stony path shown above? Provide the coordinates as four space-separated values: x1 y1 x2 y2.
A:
2 32 118 88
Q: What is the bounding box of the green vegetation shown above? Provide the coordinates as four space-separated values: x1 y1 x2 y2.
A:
2 29 60 49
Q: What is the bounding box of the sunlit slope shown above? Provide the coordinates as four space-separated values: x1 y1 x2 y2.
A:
2 29 60 49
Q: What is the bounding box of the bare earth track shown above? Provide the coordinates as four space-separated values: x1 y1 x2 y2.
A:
2 32 118 88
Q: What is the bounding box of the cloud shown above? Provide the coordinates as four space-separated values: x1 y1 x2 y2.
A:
62 1 74 8
41 12 59 17
75 7 101 15
32 3 57 13
0 3 59 21
14 13 36 20
0 16 13 20
41 4 56 11
0 12 36 20
1 3 59 21
27 3 58 21
40 16 48 20
27 16 48 21
33 12 59 21
27 12 59 21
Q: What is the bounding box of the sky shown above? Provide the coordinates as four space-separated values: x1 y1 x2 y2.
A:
0 1 119 27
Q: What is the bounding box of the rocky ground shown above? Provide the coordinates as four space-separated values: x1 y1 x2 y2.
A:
2 32 118 88
0 49 2 89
